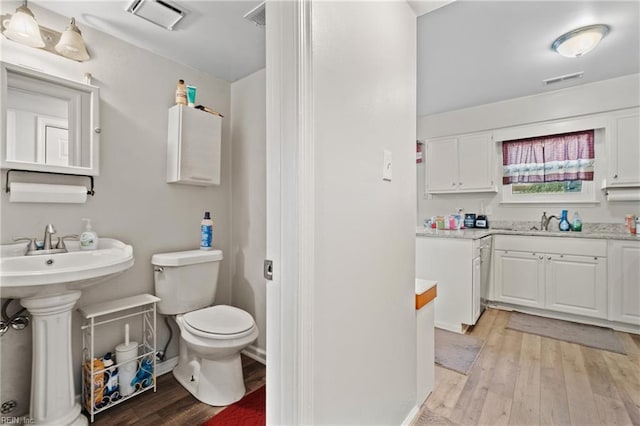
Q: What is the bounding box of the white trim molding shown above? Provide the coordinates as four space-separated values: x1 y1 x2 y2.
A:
265 0 314 424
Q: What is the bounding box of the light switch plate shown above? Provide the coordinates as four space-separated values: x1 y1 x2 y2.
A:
383 150 392 181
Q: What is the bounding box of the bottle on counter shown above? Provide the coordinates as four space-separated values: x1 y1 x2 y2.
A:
175 79 187 106
571 211 582 232
559 210 570 231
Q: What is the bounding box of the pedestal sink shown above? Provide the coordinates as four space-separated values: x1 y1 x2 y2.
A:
0 238 134 425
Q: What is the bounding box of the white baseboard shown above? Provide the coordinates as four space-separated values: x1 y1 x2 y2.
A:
156 356 178 376
401 405 420 426
242 344 266 365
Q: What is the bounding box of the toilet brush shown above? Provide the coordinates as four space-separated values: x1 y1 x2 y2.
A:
115 323 138 397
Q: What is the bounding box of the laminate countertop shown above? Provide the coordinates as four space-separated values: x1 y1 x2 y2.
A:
416 224 640 241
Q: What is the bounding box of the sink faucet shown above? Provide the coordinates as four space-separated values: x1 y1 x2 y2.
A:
43 224 56 250
14 225 76 256
541 212 559 231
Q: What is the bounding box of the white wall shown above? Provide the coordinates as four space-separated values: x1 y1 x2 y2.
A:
417 74 640 225
311 2 418 423
230 69 266 355
0 3 232 414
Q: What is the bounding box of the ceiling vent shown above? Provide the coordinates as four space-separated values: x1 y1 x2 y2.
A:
244 2 265 27
125 0 185 31
542 71 584 85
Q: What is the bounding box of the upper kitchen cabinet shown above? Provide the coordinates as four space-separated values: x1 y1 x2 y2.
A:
167 105 222 186
607 108 640 188
425 132 497 194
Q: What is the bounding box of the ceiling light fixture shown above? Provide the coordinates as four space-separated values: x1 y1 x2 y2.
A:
2 0 44 48
1 1 90 62
551 24 610 58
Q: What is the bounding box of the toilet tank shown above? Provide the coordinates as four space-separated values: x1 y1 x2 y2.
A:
151 250 223 315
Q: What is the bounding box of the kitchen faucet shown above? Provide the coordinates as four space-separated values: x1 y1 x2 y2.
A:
540 212 559 231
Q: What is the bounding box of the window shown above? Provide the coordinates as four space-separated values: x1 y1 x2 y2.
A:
502 130 596 203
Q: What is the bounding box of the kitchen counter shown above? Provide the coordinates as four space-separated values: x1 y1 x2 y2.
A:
416 224 640 241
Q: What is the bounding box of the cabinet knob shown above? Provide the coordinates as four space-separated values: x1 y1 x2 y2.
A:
560 254 564 258
94 127 101 134
539 255 543 260
613 174 618 179
459 182 462 186
452 182 456 186
594 257 598 260
547 256 552 261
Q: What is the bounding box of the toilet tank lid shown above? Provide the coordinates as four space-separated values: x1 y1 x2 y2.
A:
151 249 223 266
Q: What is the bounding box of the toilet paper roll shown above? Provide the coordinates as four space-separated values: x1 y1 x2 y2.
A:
9 182 87 203
116 341 138 397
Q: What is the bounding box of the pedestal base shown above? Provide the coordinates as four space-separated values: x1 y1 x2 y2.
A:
21 291 88 425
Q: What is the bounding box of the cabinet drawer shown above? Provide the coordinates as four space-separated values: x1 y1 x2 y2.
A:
494 235 606 257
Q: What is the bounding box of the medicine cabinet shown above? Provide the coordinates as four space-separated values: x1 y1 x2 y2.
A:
0 62 101 176
166 105 222 186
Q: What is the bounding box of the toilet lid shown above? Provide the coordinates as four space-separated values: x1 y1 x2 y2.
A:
183 305 255 335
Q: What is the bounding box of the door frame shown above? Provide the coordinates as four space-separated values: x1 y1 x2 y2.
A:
265 1 314 424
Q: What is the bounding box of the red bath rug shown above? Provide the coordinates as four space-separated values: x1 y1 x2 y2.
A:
202 386 265 426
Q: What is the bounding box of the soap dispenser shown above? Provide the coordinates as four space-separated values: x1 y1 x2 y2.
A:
80 218 99 250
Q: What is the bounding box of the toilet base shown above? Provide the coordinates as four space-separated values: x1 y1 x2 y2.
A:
173 354 246 406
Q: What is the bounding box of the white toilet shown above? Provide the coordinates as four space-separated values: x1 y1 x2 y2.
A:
151 249 259 406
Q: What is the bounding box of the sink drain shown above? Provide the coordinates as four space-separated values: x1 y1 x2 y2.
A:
1 400 17 414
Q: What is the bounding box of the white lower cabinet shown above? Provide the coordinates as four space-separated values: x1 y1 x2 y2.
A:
494 250 545 308
492 235 608 319
416 236 490 332
608 240 640 325
545 254 607 318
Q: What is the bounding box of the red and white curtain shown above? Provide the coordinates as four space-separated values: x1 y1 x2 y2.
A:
502 130 595 184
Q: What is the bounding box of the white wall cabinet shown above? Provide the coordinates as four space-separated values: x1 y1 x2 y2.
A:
608 109 640 188
416 236 490 332
167 105 222 186
608 240 640 325
425 132 496 194
493 236 608 319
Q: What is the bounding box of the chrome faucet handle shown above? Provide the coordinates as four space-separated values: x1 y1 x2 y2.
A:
13 237 37 252
42 224 57 250
56 235 79 250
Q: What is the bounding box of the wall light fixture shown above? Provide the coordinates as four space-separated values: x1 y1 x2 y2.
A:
1 1 90 62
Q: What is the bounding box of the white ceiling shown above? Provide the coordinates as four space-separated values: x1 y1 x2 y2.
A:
418 1 640 116
33 0 266 83
30 1 640 116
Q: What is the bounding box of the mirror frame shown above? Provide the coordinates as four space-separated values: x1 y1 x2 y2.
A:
0 61 100 176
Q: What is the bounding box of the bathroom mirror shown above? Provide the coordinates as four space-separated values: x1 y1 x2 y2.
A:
0 62 100 176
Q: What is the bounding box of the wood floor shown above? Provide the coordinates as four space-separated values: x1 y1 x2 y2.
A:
88 309 640 425
90 355 266 425
416 308 640 426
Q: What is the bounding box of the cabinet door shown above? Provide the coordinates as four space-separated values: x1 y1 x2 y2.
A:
425 137 458 193
458 133 495 192
609 111 640 187
608 240 640 325
472 256 481 323
494 250 545 308
545 254 607 319
167 105 222 186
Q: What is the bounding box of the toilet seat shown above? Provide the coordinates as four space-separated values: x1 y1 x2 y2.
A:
182 305 256 340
